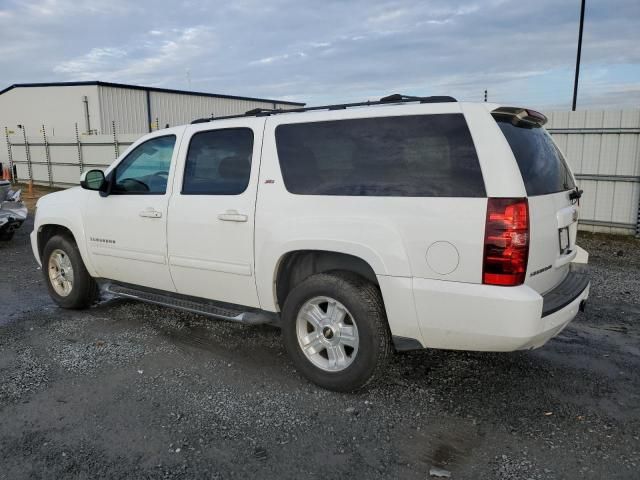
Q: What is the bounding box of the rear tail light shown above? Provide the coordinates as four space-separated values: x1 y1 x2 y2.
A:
482 198 529 286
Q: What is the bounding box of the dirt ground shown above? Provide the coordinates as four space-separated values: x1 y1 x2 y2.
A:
0 214 639 479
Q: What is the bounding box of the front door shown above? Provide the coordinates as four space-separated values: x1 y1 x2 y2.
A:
167 119 264 307
83 131 183 292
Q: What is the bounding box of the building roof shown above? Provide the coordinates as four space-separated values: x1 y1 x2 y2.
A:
0 81 306 106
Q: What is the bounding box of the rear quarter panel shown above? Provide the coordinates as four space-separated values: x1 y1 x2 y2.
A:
254 103 508 312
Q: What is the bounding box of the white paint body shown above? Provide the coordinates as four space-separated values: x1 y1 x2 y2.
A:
31 101 589 352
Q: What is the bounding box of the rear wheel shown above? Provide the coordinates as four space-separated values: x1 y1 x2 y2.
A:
282 272 391 391
42 234 98 309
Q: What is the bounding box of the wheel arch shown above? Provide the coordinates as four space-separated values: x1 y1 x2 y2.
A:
37 224 74 259
273 249 380 312
36 222 97 277
267 248 426 351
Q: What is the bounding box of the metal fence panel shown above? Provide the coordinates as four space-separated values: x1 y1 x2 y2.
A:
4 126 137 187
547 109 640 236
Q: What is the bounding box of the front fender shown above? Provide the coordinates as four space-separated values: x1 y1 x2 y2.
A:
33 189 97 277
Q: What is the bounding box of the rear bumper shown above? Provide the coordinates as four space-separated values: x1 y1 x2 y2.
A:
541 266 589 316
410 267 589 352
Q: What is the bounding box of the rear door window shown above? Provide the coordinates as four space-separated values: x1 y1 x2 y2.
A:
495 119 575 196
182 128 253 195
274 114 485 197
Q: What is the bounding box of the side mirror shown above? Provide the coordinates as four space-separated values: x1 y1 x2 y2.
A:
80 169 106 191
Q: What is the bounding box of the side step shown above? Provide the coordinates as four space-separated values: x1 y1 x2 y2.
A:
104 283 277 325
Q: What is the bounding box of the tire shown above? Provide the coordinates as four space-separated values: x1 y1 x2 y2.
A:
42 234 98 309
281 272 392 392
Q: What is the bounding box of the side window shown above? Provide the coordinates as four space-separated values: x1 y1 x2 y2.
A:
274 114 485 197
182 128 253 195
113 135 176 194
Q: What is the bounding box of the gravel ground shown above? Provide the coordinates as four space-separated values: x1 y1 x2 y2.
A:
1 220 639 479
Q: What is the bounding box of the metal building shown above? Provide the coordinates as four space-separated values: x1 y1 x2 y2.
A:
0 81 304 137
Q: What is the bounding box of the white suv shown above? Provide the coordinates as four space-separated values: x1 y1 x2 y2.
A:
31 95 589 391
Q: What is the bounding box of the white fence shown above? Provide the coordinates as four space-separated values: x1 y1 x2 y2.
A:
3 123 139 187
3 111 640 236
546 110 640 236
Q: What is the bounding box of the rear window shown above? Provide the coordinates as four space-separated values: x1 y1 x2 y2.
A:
275 114 485 197
496 119 575 196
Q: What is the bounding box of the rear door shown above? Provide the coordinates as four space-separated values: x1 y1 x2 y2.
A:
494 112 579 294
166 118 264 308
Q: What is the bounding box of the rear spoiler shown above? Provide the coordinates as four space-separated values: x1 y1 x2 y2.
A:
491 107 547 127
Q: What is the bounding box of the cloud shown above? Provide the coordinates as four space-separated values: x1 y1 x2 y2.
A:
52 26 215 84
20 0 136 17
250 52 307 66
54 48 128 75
0 0 638 109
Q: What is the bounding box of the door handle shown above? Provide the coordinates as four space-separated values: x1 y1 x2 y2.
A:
218 210 248 222
139 208 162 218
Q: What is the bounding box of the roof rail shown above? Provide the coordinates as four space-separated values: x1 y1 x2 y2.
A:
191 93 457 124
379 93 422 102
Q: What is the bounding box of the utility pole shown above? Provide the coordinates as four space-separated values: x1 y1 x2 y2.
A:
572 0 586 111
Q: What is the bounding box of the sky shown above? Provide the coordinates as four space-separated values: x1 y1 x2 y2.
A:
0 0 638 110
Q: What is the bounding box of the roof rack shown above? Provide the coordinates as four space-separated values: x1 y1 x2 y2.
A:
191 93 457 124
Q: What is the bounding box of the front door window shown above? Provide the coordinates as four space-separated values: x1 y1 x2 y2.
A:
113 135 176 194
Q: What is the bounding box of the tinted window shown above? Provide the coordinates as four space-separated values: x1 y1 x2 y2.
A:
275 114 485 197
114 135 176 194
496 119 576 196
182 128 253 195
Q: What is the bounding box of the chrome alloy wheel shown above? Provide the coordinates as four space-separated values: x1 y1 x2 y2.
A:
296 296 359 372
48 248 74 297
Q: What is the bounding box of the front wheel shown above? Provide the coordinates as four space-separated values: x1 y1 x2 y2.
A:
281 272 392 391
42 234 98 309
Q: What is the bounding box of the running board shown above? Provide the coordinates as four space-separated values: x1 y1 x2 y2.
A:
104 283 277 325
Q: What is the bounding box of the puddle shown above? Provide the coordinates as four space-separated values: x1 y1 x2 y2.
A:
395 418 481 472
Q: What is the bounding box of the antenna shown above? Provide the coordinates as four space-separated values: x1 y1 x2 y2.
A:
186 68 192 90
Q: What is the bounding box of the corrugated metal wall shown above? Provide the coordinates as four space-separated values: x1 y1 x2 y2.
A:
148 91 289 129
97 86 298 134
98 86 148 134
547 110 640 235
